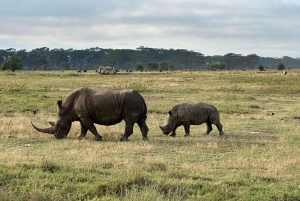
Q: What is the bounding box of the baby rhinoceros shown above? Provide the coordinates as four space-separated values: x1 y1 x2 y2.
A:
159 102 225 137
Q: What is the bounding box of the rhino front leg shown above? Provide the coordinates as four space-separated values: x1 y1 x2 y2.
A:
78 122 88 140
120 123 134 141
170 125 180 137
182 121 191 137
80 118 102 141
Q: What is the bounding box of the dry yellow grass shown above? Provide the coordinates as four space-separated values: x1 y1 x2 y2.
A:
1 70 300 200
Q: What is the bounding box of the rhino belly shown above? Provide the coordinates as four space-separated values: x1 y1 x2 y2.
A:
93 115 123 126
86 94 124 125
88 107 123 126
191 117 207 125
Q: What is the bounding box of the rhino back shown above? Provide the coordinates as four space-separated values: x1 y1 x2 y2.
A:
72 88 146 125
176 102 219 124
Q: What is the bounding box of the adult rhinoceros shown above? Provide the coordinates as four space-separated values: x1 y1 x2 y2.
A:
159 102 225 137
31 87 149 141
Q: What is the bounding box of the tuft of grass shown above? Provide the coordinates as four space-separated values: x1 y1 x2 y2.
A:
144 162 167 172
40 160 61 173
124 83 149 92
101 162 114 169
95 173 152 197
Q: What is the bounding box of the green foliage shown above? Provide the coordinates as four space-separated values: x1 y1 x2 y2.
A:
206 60 227 71
135 62 144 71
258 65 265 71
1 56 22 71
60 62 70 70
26 58 49 70
1 47 300 71
158 61 169 71
277 62 286 70
147 62 159 71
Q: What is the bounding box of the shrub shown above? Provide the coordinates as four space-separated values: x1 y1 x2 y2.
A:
277 62 285 70
258 65 265 71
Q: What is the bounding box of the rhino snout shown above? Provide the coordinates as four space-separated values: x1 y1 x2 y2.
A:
159 125 172 135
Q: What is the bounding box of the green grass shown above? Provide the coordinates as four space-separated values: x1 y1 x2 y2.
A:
0 70 300 200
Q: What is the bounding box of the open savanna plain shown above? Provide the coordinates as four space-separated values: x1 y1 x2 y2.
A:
0 70 300 200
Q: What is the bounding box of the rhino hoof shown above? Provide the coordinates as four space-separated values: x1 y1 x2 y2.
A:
142 137 149 141
184 134 190 137
95 136 102 141
120 137 128 141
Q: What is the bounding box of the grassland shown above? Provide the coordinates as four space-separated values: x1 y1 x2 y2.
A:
0 70 300 200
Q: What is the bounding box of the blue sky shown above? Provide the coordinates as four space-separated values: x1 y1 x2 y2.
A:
1 0 300 57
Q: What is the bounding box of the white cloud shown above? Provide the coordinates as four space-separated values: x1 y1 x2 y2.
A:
0 0 300 57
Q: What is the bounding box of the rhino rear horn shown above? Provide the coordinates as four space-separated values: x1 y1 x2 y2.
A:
31 122 54 134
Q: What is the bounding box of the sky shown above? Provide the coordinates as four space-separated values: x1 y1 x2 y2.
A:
1 0 300 58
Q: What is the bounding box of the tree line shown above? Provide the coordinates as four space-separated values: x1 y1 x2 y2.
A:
1 46 300 71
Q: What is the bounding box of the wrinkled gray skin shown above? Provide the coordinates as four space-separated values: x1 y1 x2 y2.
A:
31 87 149 141
159 102 225 137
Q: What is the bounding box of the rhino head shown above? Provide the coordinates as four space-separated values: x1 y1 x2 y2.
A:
31 100 72 139
159 111 176 135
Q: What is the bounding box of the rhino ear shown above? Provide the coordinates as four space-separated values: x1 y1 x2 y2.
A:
49 121 55 126
168 111 172 116
57 100 62 109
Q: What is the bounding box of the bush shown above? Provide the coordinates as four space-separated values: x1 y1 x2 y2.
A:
135 63 144 71
277 62 285 70
258 65 265 71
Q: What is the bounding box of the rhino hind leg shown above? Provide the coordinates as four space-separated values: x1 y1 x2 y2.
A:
205 122 213 135
215 122 225 136
137 119 149 141
120 123 134 141
78 122 88 140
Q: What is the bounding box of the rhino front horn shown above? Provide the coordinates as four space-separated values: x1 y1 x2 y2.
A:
31 122 54 134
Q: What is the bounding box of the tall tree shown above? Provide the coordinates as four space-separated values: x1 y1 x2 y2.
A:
1 56 22 71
